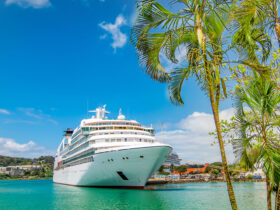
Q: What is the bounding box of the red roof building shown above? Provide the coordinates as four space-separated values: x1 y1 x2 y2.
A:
171 164 209 175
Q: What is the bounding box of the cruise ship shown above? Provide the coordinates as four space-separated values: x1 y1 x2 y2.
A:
53 106 172 189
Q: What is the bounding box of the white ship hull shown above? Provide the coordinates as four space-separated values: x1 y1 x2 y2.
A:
53 145 171 188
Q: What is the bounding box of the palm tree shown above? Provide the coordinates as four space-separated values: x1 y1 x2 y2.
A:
232 2 280 208
233 0 280 48
230 0 273 78
232 75 280 210
131 0 238 209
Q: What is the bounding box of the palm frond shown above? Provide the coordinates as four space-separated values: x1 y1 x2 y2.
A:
168 67 192 105
131 0 194 82
231 0 272 63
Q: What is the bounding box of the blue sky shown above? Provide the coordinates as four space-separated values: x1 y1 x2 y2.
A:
0 0 235 162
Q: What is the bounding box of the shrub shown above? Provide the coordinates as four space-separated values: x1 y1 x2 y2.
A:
246 175 253 179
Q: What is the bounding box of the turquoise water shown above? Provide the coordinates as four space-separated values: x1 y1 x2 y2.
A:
0 180 271 210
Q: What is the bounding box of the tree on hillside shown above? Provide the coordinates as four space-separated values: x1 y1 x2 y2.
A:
158 165 165 173
174 165 188 178
211 162 223 167
205 166 211 173
212 168 220 176
131 1 238 208
170 164 174 173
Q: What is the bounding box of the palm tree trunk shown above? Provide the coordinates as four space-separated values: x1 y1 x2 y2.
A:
276 184 280 210
261 125 272 210
275 21 280 48
203 49 238 210
197 9 237 208
266 177 272 210
210 95 238 210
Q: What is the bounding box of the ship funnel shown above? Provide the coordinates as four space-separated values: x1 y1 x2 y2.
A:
64 128 73 136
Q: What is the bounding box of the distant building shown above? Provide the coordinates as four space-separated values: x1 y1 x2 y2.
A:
163 152 181 171
186 164 209 174
0 165 41 176
245 169 266 179
164 152 181 166
171 163 209 176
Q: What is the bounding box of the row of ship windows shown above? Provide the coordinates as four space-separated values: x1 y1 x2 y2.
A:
71 131 153 146
87 122 140 126
72 138 154 153
81 126 152 132
55 156 94 170
63 150 94 165
72 131 153 142
71 135 86 145
103 138 154 143
68 138 154 157
65 142 90 157
90 131 152 137
72 130 81 139
71 125 153 140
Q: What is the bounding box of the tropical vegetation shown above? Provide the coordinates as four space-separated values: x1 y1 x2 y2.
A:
0 156 54 180
131 0 280 209
214 75 280 210
174 165 188 178
131 0 237 208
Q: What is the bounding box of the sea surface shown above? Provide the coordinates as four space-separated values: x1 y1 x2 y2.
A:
0 179 272 210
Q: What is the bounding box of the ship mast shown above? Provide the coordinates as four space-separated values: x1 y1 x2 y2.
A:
89 105 110 119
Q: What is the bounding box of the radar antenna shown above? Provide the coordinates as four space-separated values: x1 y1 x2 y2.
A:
117 108 125 120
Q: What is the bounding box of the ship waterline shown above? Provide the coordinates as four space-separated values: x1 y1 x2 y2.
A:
53 106 172 188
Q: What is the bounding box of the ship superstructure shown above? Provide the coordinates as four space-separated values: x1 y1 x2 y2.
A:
53 106 172 188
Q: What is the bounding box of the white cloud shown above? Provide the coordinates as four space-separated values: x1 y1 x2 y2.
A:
177 112 215 133
17 107 58 125
177 108 235 133
5 0 51 8
0 137 55 158
0 109 10 115
99 14 127 51
18 108 42 119
155 108 236 163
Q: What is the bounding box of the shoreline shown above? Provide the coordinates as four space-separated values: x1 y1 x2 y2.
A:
0 177 52 181
147 178 265 185
1 178 265 184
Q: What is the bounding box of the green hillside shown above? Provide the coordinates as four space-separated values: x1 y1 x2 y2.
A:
0 155 54 167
